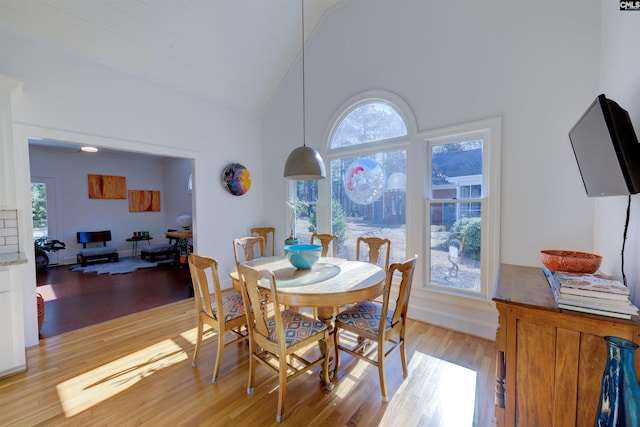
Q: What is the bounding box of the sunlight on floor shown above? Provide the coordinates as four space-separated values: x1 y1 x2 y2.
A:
333 331 372 398
36 283 58 301
179 326 201 345
379 351 477 427
56 339 187 417
334 357 371 398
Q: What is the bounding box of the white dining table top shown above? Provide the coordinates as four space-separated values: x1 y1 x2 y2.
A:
231 256 386 309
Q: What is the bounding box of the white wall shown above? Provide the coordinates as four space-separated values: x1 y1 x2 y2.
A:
595 3 640 305
29 146 192 264
263 0 602 337
265 0 601 265
1 26 264 347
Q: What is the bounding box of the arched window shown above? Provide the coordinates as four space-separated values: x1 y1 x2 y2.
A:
291 92 500 304
294 95 410 267
331 102 407 148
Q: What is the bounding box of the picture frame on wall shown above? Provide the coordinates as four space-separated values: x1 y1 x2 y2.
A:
88 174 126 199
128 190 161 212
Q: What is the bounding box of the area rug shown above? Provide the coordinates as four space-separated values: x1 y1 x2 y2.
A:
70 257 172 275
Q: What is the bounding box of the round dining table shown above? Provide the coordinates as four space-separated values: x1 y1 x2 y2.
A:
230 256 386 324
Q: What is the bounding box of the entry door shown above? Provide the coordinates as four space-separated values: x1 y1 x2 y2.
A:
31 176 59 265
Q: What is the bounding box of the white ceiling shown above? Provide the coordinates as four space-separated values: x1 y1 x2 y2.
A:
0 0 342 114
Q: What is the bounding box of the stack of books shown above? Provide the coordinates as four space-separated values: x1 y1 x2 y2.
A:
543 267 639 319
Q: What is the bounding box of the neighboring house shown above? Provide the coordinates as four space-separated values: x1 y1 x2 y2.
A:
431 148 482 227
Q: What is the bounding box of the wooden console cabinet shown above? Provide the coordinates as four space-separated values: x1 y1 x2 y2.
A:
493 264 640 426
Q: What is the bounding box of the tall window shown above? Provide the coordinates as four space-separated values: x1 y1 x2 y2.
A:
321 99 409 265
424 118 501 298
295 93 500 300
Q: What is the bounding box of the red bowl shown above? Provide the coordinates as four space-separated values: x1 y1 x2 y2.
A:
540 250 602 274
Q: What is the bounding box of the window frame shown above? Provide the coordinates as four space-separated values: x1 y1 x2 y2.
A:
316 93 414 263
298 88 500 303
421 117 501 300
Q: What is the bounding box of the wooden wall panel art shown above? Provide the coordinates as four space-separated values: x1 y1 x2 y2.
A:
88 174 127 199
128 190 161 212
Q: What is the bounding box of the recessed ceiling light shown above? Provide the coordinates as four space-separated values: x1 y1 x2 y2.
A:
81 146 98 153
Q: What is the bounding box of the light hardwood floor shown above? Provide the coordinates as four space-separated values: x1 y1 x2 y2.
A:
0 299 497 426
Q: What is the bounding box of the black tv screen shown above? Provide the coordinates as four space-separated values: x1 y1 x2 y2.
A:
569 94 640 197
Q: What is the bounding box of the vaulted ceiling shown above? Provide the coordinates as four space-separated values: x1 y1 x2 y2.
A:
0 0 343 114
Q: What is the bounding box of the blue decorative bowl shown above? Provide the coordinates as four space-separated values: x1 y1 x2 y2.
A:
284 244 322 269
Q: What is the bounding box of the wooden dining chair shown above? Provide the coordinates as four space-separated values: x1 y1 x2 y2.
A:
311 233 338 257
356 236 391 271
233 236 266 264
188 253 248 383
232 236 268 297
250 227 275 256
237 263 333 422
333 255 418 402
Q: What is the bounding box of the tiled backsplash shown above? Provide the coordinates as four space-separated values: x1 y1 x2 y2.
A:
0 209 19 254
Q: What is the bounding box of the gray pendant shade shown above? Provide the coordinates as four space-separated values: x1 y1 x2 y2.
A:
283 0 326 181
283 145 326 180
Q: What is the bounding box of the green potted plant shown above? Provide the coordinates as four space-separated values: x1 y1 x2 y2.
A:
34 237 65 270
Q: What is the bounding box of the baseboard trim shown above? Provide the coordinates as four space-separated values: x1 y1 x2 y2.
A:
408 289 498 340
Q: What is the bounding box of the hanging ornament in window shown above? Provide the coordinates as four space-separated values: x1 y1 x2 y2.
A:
344 158 386 205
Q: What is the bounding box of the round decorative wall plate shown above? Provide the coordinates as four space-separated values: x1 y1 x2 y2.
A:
222 163 251 196
344 158 386 205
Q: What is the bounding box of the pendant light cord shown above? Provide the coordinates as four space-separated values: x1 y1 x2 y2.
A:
621 195 630 287
301 0 306 147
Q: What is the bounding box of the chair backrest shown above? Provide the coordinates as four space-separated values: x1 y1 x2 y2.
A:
311 233 338 257
250 227 275 257
188 253 224 322
356 237 391 272
237 263 283 346
381 255 418 328
233 236 266 264
77 230 112 247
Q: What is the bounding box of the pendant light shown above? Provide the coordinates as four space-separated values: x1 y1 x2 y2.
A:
283 0 326 180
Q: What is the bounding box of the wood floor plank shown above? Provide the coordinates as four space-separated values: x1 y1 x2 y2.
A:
0 299 497 426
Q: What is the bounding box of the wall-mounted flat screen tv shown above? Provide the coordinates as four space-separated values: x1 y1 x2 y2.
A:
569 94 640 197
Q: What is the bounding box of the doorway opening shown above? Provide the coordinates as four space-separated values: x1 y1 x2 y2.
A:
29 139 196 338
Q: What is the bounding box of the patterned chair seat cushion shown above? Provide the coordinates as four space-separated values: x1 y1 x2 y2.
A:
212 291 246 322
335 301 393 335
266 310 329 346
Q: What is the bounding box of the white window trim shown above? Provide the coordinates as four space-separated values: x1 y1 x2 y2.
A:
316 91 417 239
322 89 418 151
396 117 501 340
309 89 501 338
419 116 501 301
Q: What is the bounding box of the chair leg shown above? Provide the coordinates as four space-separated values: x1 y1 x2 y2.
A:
192 320 203 367
247 342 256 395
211 330 226 383
400 338 408 378
378 342 388 403
276 356 288 422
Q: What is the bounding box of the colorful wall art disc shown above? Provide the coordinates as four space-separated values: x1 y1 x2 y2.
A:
222 163 251 196
344 158 386 205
